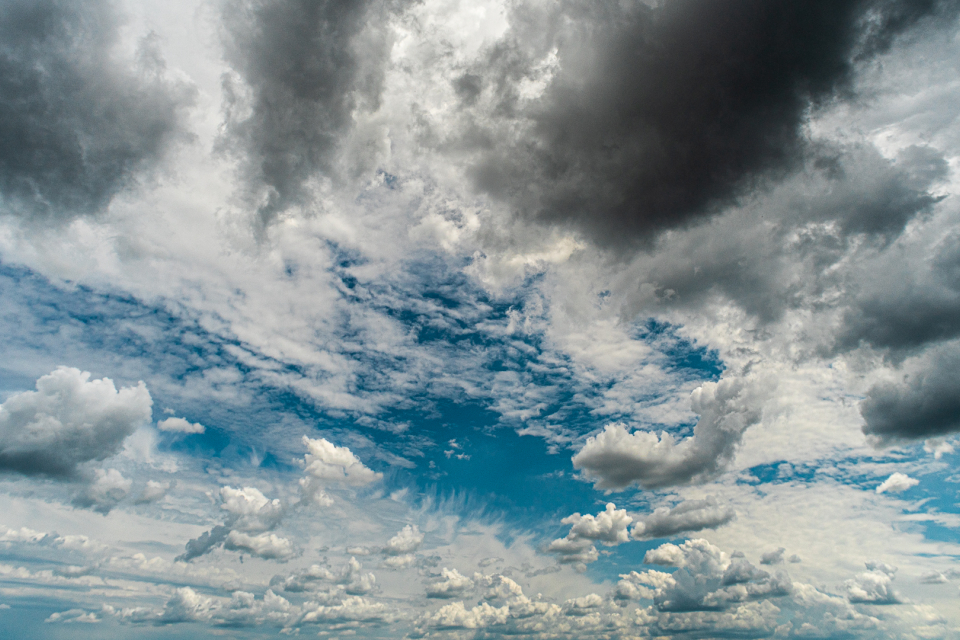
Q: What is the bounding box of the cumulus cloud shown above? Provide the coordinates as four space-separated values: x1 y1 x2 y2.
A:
548 502 631 569
71 468 131 514
299 436 382 506
631 497 735 540
460 0 958 248
272 556 376 595
156 417 204 434
134 480 172 504
178 485 285 561
0 367 152 477
224 532 296 560
875 472 920 494
635 539 792 612
0 0 195 221
572 378 764 490
426 568 474 599
845 562 901 604
382 524 423 556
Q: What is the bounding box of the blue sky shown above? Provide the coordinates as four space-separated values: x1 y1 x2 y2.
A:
1 0 959 638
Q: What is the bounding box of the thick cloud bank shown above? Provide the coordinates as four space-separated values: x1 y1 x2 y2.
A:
572 379 763 490
0 0 194 221
0 367 152 477
218 0 407 227
465 0 959 247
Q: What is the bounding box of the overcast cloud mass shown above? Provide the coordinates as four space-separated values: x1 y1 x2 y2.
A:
0 0 959 638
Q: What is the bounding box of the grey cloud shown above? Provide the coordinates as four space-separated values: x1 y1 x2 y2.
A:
218 0 408 229
0 367 152 477
631 497 735 540
0 0 195 221
572 378 764 490
464 0 958 248
861 342 960 440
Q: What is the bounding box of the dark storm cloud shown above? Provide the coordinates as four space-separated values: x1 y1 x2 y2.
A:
218 0 407 229
861 343 960 440
468 0 959 247
0 0 195 221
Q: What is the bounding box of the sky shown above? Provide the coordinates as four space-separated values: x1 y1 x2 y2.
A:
0 0 959 638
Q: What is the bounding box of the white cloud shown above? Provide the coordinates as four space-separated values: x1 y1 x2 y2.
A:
562 503 632 545
845 565 902 604
156 417 205 434
224 531 296 560
876 472 920 494
426 567 474 599
632 497 736 540
572 378 765 490
298 436 382 506
0 367 152 476
219 485 284 531
383 524 424 555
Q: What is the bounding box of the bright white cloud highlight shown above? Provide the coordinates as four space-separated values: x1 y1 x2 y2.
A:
157 417 205 434
876 472 920 494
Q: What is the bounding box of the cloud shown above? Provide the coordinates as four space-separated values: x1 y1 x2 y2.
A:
636 539 792 612
224 532 296 560
572 378 764 490
134 480 172 504
382 524 423 556
548 502 631 569
217 0 407 228
71 468 131 514
845 563 902 604
272 556 376 595
632 497 735 540
759 548 786 565
426 568 474 599
861 343 960 441
177 485 285 561
0 0 195 221
156 417 204 434
875 472 920 494
299 436 382 506
461 0 958 248
0 367 152 477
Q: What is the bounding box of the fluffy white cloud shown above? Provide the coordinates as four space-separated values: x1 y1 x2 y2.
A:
632 497 735 540
156 417 205 434
548 502 631 569
0 367 152 476
845 563 901 604
134 480 171 504
383 524 424 555
876 472 920 494
298 436 382 505
224 532 296 560
219 485 284 532
426 568 474 599
572 378 765 490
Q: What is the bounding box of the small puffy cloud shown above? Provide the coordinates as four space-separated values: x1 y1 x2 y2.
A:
71 468 131 514
760 548 785 565
134 480 172 504
632 497 735 540
382 553 417 569
0 367 152 477
383 524 423 556
426 568 474 599
45 609 100 624
157 417 205 434
158 587 214 624
845 564 901 605
219 486 284 531
924 439 955 459
299 436 382 506
178 486 285 561
224 532 296 560
548 503 631 569
562 503 633 545
572 379 764 490
876 472 920 494
300 595 391 624
271 557 376 595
